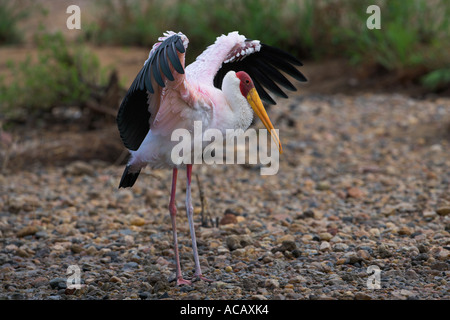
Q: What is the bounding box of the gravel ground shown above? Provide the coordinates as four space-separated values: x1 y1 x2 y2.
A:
0 93 449 300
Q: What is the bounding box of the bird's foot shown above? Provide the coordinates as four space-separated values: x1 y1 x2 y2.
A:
193 274 214 283
176 277 192 286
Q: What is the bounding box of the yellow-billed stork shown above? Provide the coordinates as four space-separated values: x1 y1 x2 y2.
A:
117 31 306 285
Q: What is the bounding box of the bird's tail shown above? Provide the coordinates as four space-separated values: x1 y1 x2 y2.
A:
119 165 141 188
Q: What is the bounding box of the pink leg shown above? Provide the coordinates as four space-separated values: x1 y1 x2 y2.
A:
185 164 212 282
169 168 191 286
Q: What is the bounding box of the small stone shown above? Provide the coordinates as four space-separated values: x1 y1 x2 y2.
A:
225 266 233 273
214 281 228 289
116 189 134 204
71 244 83 254
417 244 428 253
423 210 437 218
400 289 415 297
333 243 349 252
264 279 280 289
355 292 372 300
369 228 380 237
220 213 238 225
405 269 419 279
347 187 365 198
17 225 38 237
438 249 449 260
316 181 331 191
431 262 448 271
15 249 30 258
156 256 169 266
31 277 48 288
226 235 241 251
398 226 412 236
130 217 146 226
65 161 94 176
251 294 268 300
49 278 67 290
319 241 331 251
292 249 301 258
382 206 396 217
436 207 450 216
124 235 135 246
318 232 333 241
278 234 295 244
272 240 297 253
123 262 139 270
110 276 122 284
357 249 371 260
226 235 253 251
377 244 392 258
413 253 429 261
86 246 98 255
344 252 361 264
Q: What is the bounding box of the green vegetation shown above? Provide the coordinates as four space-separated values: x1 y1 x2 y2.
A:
0 0 30 45
1 0 449 126
87 0 449 79
0 33 108 123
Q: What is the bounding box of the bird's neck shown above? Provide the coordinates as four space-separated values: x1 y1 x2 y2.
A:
221 72 254 131
224 93 253 131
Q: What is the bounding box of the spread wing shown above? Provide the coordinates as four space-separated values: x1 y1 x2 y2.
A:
186 31 307 105
213 42 307 104
116 32 189 151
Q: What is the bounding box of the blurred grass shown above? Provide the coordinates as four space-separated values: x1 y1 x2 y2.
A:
0 32 108 123
1 0 449 126
86 0 449 79
0 0 30 45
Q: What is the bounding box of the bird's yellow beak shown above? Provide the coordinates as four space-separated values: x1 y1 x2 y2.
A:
247 88 283 154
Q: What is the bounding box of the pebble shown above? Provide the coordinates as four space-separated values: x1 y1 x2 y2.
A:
265 279 280 289
333 243 349 252
377 244 393 258
49 278 67 290
320 241 331 251
2 93 449 300
17 226 38 237
436 207 450 216
251 295 268 300
347 187 365 198
65 161 95 176
110 276 122 284
398 226 412 236
130 217 146 226
318 232 333 241
354 292 372 300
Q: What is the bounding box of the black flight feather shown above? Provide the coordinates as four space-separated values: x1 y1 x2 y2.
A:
213 43 307 105
117 34 185 152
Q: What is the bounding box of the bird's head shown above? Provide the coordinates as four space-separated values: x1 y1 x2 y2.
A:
235 71 282 154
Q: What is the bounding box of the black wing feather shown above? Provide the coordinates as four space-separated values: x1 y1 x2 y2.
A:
160 46 174 81
117 34 185 151
248 65 288 98
213 43 307 105
252 59 296 91
252 77 276 105
168 42 185 74
152 53 165 88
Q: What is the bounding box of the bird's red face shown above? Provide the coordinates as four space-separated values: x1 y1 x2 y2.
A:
236 71 282 153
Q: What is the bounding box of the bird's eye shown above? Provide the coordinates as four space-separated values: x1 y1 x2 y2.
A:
245 80 249 84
